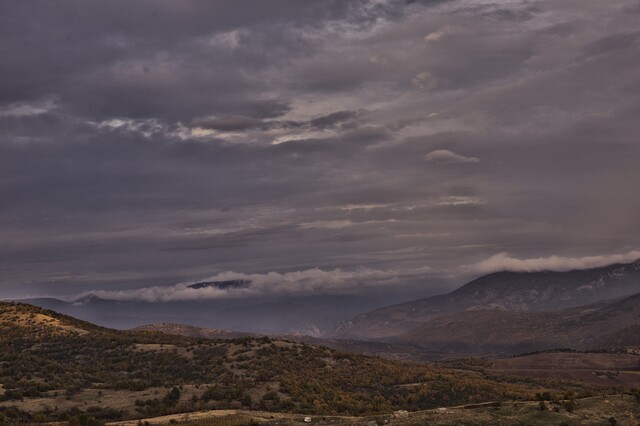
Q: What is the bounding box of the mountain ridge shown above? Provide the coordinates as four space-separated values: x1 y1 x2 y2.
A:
334 259 640 340
392 291 640 356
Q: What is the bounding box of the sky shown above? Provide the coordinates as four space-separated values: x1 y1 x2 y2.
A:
1 0 639 301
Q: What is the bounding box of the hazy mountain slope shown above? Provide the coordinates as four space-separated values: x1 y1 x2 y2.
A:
393 292 640 356
334 260 640 340
22 292 422 334
597 325 640 350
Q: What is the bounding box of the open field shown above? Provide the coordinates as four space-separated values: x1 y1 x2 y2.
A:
106 409 358 426
107 395 640 426
391 395 640 426
489 352 640 387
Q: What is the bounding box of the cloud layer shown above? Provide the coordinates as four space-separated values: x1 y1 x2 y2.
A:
75 266 434 302
1 0 639 299
425 149 480 164
467 251 640 274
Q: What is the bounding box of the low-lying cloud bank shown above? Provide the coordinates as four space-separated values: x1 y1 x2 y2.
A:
466 250 640 275
71 251 640 303
74 266 434 303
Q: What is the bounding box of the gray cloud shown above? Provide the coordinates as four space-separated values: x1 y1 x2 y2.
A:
193 115 264 132
1 0 639 300
192 109 366 134
309 110 364 129
425 149 480 164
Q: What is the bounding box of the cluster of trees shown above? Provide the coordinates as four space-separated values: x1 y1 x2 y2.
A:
0 404 124 425
536 390 579 412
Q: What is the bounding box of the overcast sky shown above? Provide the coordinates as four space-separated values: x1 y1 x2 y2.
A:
1 0 639 300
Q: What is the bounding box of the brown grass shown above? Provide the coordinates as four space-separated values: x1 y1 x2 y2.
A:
489 352 640 387
106 395 640 426
1 310 88 335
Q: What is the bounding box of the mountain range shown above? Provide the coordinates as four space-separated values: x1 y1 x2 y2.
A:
391 292 640 356
334 260 640 341
326 260 640 356
16 260 640 357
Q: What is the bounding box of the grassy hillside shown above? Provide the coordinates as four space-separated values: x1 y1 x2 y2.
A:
133 323 256 340
0 302 598 424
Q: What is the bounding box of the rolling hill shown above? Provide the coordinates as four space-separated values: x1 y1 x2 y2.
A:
132 323 255 340
137 322 448 362
0 301 582 424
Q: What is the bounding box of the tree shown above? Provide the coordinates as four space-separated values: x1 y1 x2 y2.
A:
241 394 252 407
163 387 181 405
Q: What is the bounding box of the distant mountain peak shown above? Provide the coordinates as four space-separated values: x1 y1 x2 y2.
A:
187 279 251 290
71 293 105 304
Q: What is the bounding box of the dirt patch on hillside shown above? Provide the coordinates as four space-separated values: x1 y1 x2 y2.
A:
1 310 88 335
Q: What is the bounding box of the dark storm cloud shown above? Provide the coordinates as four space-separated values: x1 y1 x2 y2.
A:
193 116 265 132
0 0 401 120
1 0 639 300
582 31 640 58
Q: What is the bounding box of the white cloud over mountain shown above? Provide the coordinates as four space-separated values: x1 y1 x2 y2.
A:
75 266 435 302
466 251 640 274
